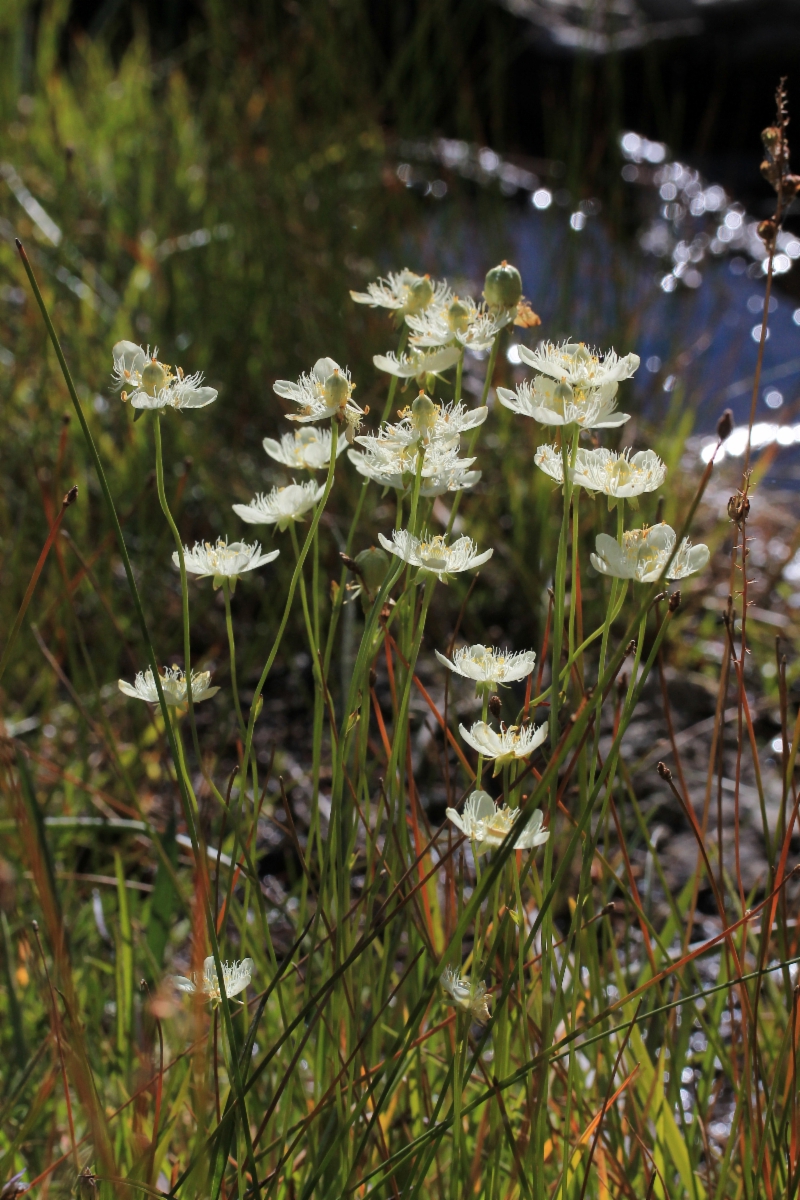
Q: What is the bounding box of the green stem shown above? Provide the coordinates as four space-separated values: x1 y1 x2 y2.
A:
222 579 247 741
152 414 202 763
239 423 339 791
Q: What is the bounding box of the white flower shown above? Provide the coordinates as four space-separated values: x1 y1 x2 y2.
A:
118 665 219 706
406 294 509 353
534 445 667 497
378 529 492 582
446 790 549 854
262 428 346 471
518 340 640 389
350 269 450 317
112 341 217 411
169 956 254 1007
459 721 547 773
364 399 488 453
175 537 279 588
347 438 479 497
372 346 461 380
435 644 536 689
232 480 324 530
590 524 710 583
498 376 629 429
273 357 364 433
440 964 490 1023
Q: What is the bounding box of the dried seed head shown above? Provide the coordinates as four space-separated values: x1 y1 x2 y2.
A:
758 218 778 247
488 695 502 719
716 409 733 441
728 492 750 525
624 639 636 657
668 590 682 613
657 761 673 782
762 125 782 154
64 485 78 507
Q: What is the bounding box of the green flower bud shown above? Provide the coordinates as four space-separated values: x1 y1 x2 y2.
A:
141 359 168 397
355 545 390 606
324 369 350 407
405 275 434 314
484 261 522 309
446 296 471 334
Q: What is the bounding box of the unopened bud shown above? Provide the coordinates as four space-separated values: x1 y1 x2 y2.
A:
758 219 777 247
63 485 78 507
657 761 673 782
668 590 681 613
355 545 390 599
716 408 733 441
484 260 522 309
488 695 502 718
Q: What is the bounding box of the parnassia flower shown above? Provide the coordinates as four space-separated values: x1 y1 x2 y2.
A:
262 428 346 471
350 269 450 320
118 666 219 706
169 956 254 1007
406 294 509 353
446 790 549 854
348 437 479 496
232 480 324 530
435 644 536 690
273 358 364 436
112 341 217 411
459 721 547 773
498 376 629 430
373 347 461 380
365 398 488 453
518 340 640 389
378 529 492 582
440 964 490 1023
534 445 667 498
590 524 710 582
175 537 279 589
